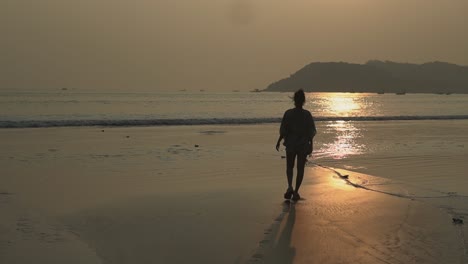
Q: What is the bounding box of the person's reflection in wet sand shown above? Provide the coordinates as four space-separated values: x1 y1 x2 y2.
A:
265 201 296 264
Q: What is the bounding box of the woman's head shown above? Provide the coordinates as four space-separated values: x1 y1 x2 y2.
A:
294 89 306 108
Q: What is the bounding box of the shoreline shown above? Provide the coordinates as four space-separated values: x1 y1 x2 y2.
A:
2 115 468 129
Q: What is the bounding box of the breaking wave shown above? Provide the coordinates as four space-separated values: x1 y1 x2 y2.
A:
1 115 468 128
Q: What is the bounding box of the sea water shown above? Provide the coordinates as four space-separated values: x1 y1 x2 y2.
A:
1 91 468 125
2 90 468 212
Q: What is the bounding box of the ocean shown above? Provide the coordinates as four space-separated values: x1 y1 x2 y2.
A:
2 90 468 207
1 91 468 126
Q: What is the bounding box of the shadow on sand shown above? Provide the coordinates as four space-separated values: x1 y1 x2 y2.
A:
247 200 297 264
268 201 296 264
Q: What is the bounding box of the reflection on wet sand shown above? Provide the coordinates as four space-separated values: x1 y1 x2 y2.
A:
250 167 463 264
319 121 365 160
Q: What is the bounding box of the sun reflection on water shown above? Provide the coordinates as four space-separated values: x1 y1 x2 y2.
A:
311 93 368 160
321 121 365 159
326 96 361 117
308 92 376 117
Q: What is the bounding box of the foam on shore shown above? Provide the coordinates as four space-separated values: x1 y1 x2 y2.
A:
2 115 468 128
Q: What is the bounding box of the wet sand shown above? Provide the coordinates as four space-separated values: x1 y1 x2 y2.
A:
0 124 466 263
250 167 466 264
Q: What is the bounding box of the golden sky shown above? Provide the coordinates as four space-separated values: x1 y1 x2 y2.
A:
1 0 467 91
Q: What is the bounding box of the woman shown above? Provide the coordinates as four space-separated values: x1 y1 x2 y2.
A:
275 89 316 201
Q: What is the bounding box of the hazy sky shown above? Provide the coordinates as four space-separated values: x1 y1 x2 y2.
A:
1 0 467 91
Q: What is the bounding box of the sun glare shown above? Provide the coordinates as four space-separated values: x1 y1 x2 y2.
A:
322 121 364 159
310 93 369 160
324 93 362 117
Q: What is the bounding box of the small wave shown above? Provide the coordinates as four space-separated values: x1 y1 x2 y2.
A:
0 118 280 128
316 164 468 200
1 115 468 128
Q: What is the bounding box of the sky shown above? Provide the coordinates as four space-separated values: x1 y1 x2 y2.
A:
1 0 467 91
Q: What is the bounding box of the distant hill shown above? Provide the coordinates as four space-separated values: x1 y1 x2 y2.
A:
264 61 468 94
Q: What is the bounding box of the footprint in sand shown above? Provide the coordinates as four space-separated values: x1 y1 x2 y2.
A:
251 253 264 261
16 217 34 235
199 130 226 135
0 191 13 196
15 216 66 243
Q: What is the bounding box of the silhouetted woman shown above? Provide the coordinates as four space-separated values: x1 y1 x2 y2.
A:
276 89 316 201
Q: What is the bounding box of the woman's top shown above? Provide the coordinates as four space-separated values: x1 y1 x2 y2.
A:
280 108 316 151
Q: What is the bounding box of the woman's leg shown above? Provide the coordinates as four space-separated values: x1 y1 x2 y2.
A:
295 152 307 193
286 150 296 188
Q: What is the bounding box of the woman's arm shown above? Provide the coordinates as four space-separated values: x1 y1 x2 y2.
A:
276 135 284 151
277 111 288 151
309 113 317 139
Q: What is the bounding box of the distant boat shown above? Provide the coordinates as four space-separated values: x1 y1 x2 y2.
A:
179 89 186 92
396 90 406 95
199 89 205 92
232 90 240 92
61 87 68 91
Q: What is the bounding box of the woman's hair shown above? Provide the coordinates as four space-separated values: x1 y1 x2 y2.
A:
294 89 306 108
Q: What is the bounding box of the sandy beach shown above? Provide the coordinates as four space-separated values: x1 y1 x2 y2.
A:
250 167 466 264
3 0 468 262
1 123 467 263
